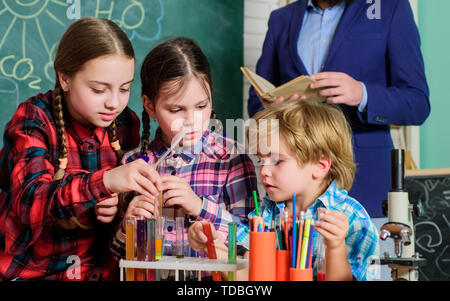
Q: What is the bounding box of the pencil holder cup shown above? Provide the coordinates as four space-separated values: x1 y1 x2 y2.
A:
276 250 291 281
289 268 313 281
249 231 276 281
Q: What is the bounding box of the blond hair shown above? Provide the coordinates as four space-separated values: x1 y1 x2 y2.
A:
252 100 355 191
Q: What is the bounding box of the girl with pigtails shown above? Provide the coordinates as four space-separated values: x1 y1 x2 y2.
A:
110 38 257 277
0 17 161 280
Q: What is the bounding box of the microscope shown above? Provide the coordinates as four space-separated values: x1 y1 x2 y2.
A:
378 149 426 281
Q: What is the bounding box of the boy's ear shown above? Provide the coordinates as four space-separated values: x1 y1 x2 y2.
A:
312 156 331 180
57 72 70 92
142 95 156 119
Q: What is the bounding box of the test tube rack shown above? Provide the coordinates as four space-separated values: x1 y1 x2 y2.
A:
119 256 248 281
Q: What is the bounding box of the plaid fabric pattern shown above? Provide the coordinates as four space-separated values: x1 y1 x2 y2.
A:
110 128 257 258
237 181 380 280
0 91 140 280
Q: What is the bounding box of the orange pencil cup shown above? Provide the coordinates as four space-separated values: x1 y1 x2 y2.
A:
276 250 291 281
249 231 276 281
289 268 313 281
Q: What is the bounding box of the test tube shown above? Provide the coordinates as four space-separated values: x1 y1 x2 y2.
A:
316 234 326 281
155 216 165 261
228 222 237 281
146 218 156 281
176 216 185 281
125 218 135 281
154 193 163 220
136 216 147 281
176 216 185 258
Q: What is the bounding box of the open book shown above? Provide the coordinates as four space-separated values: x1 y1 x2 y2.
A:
241 67 325 103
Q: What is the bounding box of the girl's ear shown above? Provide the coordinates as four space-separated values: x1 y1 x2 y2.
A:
312 156 331 180
58 72 70 92
142 95 156 119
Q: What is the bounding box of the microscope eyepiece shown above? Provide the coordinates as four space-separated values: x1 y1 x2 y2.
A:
390 149 405 192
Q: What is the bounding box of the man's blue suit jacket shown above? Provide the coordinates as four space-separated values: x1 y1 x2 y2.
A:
247 0 430 217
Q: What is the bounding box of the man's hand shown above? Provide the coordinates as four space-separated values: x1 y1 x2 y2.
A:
311 72 363 106
256 90 305 109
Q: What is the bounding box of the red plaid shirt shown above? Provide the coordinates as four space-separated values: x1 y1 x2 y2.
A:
0 91 140 280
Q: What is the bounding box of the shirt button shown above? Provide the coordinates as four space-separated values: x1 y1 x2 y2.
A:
100 193 106 198
322 39 327 43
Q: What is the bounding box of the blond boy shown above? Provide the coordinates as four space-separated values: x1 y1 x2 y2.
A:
189 100 379 281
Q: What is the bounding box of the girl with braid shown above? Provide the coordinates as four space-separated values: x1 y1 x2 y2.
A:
0 17 161 280
110 37 257 268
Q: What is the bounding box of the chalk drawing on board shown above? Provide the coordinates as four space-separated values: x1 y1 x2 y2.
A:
129 0 164 42
93 0 163 42
0 0 67 91
409 179 435 219
414 221 442 253
435 245 450 277
444 190 450 201
0 0 164 92
443 213 450 229
0 76 19 106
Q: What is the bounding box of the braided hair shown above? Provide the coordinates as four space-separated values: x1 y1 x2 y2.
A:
52 17 134 181
51 17 134 229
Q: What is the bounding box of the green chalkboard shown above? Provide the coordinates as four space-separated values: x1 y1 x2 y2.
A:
405 169 450 281
0 0 243 146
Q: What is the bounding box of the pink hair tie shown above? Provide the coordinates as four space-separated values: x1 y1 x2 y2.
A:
59 157 68 169
111 140 121 151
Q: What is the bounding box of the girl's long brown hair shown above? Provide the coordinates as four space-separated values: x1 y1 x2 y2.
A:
52 17 134 229
52 17 134 181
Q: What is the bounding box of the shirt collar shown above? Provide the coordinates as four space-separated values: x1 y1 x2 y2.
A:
311 180 342 211
307 0 345 12
67 117 106 144
152 128 211 162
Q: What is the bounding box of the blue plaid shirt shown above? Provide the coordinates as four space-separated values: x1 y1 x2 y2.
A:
237 181 380 280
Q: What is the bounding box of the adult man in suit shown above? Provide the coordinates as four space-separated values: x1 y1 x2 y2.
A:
247 0 430 217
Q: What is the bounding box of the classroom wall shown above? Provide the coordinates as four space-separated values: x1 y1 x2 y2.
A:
418 0 450 169
0 0 243 146
243 0 282 120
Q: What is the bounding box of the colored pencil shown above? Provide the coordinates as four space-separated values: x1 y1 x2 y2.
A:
300 219 311 269
253 190 259 216
296 219 304 268
292 194 296 268
305 227 315 269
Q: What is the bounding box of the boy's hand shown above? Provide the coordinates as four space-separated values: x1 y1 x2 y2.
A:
314 209 349 250
160 175 203 217
95 193 119 223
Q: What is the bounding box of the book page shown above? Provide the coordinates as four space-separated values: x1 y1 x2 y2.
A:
241 67 276 95
270 76 325 103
